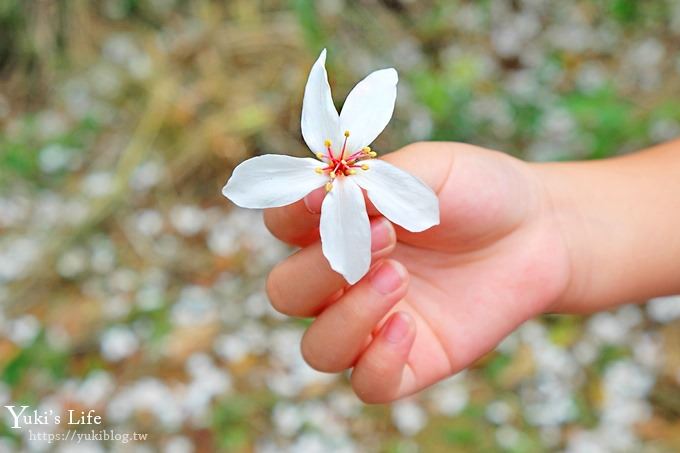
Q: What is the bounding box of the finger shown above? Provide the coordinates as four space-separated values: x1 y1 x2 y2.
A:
351 311 417 404
263 192 321 247
267 217 396 317
384 142 534 250
302 183 379 215
300 260 409 372
262 184 376 248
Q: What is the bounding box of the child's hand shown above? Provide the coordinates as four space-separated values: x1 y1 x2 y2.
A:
263 141 573 403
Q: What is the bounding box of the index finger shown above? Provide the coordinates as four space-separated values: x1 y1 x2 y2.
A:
263 186 382 247
263 193 321 247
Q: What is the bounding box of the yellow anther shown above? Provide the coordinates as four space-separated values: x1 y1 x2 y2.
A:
368 151 377 158
329 171 336 179
316 152 325 160
325 182 333 192
347 169 357 175
340 159 347 165
344 130 350 137
315 167 323 174
324 139 332 147
361 164 369 170
362 146 371 154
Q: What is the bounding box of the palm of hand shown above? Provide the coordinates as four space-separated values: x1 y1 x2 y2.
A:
380 144 571 394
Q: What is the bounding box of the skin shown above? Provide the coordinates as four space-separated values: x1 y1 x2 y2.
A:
263 140 680 404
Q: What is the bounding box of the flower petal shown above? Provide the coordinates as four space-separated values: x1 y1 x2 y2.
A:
320 177 371 284
339 68 398 154
301 49 342 155
353 159 439 232
222 155 327 208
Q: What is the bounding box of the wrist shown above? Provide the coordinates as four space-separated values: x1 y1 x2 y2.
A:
533 142 680 313
531 161 596 313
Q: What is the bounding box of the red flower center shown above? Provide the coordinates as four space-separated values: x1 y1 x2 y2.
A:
316 131 376 185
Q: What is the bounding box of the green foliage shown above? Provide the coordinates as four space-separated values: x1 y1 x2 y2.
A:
212 395 266 450
0 0 29 68
573 392 599 427
442 426 476 446
433 408 497 452
562 87 642 159
410 68 475 142
483 353 512 382
0 115 99 187
0 137 38 182
609 0 639 24
546 315 581 346
294 0 326 51
0 422 19 446
595 344 630 372
2 331 68 387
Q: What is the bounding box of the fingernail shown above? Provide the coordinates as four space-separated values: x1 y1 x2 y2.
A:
303 195 316 213
383 312 410 344
370 218 394 253
369 261 404 295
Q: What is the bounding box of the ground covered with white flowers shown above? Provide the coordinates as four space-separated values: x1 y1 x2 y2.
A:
2 1 680 452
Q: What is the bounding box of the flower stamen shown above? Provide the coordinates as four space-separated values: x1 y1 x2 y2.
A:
324 139 335 160
315 131 375 183
340 131 350 159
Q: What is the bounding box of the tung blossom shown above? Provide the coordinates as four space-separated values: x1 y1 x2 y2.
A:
223 50 439 284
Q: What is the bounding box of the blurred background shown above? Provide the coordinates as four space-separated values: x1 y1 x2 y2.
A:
1 0 680 451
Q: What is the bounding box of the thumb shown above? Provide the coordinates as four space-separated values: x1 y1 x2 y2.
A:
383 142 534 251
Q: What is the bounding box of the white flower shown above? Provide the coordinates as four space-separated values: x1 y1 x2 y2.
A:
222 49 439 283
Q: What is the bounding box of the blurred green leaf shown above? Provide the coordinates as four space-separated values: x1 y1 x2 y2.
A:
443 426 477 446
562 87 642 159
2 332 68 387
294 0 326 51
609 0 639 24
484 353 512 382
595 345 629 372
